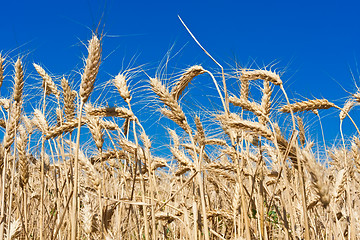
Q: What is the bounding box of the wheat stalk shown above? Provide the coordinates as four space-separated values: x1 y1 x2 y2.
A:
0 54 4 89
72 34 101 240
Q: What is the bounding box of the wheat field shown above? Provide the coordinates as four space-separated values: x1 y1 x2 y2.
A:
0 33 359 240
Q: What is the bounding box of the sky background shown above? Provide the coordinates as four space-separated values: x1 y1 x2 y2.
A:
1 0 360 147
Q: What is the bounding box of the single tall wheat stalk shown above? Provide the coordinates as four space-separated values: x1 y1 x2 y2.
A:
71 34 101 240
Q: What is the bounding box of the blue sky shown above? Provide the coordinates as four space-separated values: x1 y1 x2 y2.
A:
1 0 360 146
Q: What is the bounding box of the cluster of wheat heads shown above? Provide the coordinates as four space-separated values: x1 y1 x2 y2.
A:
0 34 359 240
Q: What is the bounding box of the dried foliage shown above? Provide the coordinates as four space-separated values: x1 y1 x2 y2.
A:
0 33 358 240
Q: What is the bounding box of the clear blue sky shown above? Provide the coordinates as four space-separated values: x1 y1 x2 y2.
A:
1 0 360 145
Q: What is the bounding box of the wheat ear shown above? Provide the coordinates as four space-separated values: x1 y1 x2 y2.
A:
45 117 86 139
150 77 191 133
61 77 76 121
340 99 355 121
194 116 205 145
0 98 9 111
171 65 205 100
229 95 264 117
3 103 21 150
85 104 135 119
17 125 29 188
260 80 272 123
79 35 101 103
241 69 282 85
113 72 131 103
217 113 274 141
279 99 336 113
87 116 104 151
297 116 306 146
33 63 60 98
13 58 24 103
32 109 49 133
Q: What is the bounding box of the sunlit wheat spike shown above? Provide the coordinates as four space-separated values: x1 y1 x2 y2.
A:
340 99 355 121
61 77 76 121
332 168 346 199
17 125 29 187
279 99 336 113
229 96 263 117
150 77 186 120
85 104 135 119
22 114 34 135
297 116 306 146
98 118 119 130
13 58 24 103
240 78 249 100
122 118 130 136
150 77 191 133
3 102 21 149
194 116 205 145
168 129 180 148
160 108 191 133
33 63 60 98
113 72 131 103
151 157 168 171
78 149 101 191
0 54 4 89
217 113 274 141
140 131 152 149
87 116 104 150
261 80 272 117
302 150 330 207
170 147 194 168
81 194 95 234
0 119 5 128
7 218 21 240
171 65 205 100
91 149 127 163
204 138 227 146
0 98 10 111
45 117 86 139
32 109 49 133
79 34 101 103
241 69 282 85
